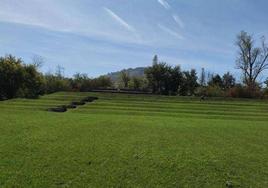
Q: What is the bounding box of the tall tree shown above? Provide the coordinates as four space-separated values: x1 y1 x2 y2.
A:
0 55 44 99
56 65 65 79
168 65 183 95
0 55 24 99
236 31 268 89
222 72 236 90
20 64 44 98
208 74 223 88
31 55 44 69
180 69 198 96
145 56 168 94
120 70 130 88
131 76 143 90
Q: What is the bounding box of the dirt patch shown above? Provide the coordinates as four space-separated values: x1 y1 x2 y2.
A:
48 106 67 113
81 97 99 103
48 96 98 113
63 104 77 109
71 101 86 106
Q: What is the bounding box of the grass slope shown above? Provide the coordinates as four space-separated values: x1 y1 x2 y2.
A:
0 92 267 187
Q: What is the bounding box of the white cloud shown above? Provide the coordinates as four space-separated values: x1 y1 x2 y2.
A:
158 24 183 39
103 7 136 33
157 0 171 10
0 0 79 33
0 1 145 45
173 14 184 28
103 7 142 42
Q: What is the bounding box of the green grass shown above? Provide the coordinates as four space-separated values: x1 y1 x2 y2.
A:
0 92 267 187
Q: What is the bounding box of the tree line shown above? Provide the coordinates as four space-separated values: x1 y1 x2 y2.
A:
0 55 113 100
1 31 268 100
119 31 268 98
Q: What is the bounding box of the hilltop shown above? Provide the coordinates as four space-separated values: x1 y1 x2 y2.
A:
106 67 146 82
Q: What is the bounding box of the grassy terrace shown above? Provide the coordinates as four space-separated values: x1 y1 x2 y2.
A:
0 92 267 187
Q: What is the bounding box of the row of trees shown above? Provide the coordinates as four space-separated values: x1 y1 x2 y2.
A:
116 56 237 96
122 31 268 98
1 53 267 100
0 55 113 100
119 72 148 91
145 55 198 95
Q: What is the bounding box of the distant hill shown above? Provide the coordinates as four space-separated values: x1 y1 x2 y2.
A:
106 67 146 82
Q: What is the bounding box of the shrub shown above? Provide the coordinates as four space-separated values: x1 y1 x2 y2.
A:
205 86 224 97
0 55 44 99
43 74 71 94
226 85 263 98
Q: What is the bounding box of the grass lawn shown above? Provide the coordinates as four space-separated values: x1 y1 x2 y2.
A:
0 92 267 187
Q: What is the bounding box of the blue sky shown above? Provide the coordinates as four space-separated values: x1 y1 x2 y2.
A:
0 0 268 77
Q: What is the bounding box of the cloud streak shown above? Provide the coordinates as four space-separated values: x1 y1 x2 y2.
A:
158 24 183 39
157 0 170 10
103 7 136 33
173 14 184 28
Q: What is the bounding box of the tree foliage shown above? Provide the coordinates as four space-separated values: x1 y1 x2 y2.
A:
120 70 130 88
208 74 223 88
145 56 198 95
222 72 236 90
0 55 44 99
180 69 199 96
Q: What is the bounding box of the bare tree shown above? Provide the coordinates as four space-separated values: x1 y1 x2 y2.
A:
32 55 44 69
236 31 268 89
56 65 65 79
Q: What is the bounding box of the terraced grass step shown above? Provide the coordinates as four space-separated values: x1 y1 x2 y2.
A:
0 92 268 187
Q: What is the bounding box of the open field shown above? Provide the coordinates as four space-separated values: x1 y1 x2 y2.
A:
0 92 267 187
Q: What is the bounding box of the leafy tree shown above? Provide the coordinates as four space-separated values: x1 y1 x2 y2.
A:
44 73 71 93
208 74 223 88
145 61 168 94
236 31 268 89
222 72 236 90
145 61 183 95
168 65 183 95
93 76 112 89
120 70 130 88
72 73 91 92
0 55 24 99
180 69 198 96
0 55 45 99
146 56 192 95
130 77 143 90
20 64 45 98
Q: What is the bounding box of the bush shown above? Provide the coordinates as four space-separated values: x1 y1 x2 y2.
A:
205 86 224 97
226 85 263 98
196 86 224 97
20 64 45 98
44 74 71 94
0 55 44 99
0 55 24 99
